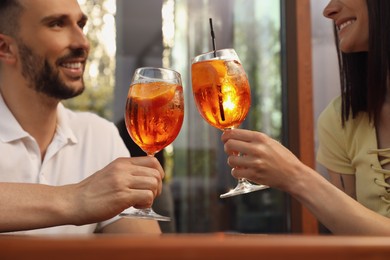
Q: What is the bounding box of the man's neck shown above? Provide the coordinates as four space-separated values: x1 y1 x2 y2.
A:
1 80 59 159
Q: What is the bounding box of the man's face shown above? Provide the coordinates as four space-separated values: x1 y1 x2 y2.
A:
15 0 90 100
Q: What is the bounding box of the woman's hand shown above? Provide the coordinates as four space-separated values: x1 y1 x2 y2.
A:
221 128 304 192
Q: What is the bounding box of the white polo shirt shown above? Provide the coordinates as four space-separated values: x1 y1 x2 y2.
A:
0 94 130 234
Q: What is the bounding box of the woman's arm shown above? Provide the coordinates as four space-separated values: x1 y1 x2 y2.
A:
328 170 357 199
221 128 390 236
290 164 390 235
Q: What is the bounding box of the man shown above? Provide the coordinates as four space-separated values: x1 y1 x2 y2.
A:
0 0 163 234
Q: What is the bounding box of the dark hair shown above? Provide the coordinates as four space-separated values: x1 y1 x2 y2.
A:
335 0 390 125
0 0 23 36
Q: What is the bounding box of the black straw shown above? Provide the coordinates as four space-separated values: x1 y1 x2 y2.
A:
209 18 217 58
209 18 225 122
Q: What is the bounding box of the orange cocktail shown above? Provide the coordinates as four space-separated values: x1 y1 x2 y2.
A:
191 49 266 199
191 59 251 130
125 81 184 155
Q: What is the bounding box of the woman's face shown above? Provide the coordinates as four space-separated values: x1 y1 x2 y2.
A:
323 0 369 53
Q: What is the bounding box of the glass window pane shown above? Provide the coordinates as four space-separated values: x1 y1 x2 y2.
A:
163 0 287 233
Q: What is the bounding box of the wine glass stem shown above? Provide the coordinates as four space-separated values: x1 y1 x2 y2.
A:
238 178 246 183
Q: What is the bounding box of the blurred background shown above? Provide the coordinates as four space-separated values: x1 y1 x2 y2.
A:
68 0 339 234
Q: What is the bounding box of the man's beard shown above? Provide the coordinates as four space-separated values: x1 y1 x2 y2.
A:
17 41 86 100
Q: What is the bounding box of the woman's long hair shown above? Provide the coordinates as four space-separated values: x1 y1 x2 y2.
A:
336 0 390 126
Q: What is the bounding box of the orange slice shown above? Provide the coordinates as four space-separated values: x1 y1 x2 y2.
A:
191 60 227 92
130 81 177 107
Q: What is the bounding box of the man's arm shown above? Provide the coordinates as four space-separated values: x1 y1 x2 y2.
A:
0 157 164 233
0 183 76 232
100 218 161 234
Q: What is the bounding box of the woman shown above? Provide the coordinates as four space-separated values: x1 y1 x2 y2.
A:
221 0 390 235
318 0 390 217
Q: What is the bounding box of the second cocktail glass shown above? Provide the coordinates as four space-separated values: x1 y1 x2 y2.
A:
191 48 268 198
121 67 184 221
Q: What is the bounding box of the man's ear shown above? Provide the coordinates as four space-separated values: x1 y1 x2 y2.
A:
0 34 17 63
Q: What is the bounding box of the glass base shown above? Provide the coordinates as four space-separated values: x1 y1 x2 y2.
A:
220 179 268 198
119 207 171 222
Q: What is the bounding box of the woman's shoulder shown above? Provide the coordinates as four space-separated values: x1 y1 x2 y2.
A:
318 96 370 128
318 96 342 126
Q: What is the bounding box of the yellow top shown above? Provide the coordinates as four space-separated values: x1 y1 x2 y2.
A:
317 96 390 217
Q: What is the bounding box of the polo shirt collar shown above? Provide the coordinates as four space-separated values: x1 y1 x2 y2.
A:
56 103 78 144
0 93 28 142
0 93 77 144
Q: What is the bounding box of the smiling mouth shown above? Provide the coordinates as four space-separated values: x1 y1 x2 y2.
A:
338 19 356 31
60 61 85 79
62 62 83 69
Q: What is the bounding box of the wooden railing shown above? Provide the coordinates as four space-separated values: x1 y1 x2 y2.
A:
1 234 389 259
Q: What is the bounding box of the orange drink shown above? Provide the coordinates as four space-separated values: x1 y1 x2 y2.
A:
191 59 251 130
122 67 183 221
125 81 184 155
191 49 267 199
